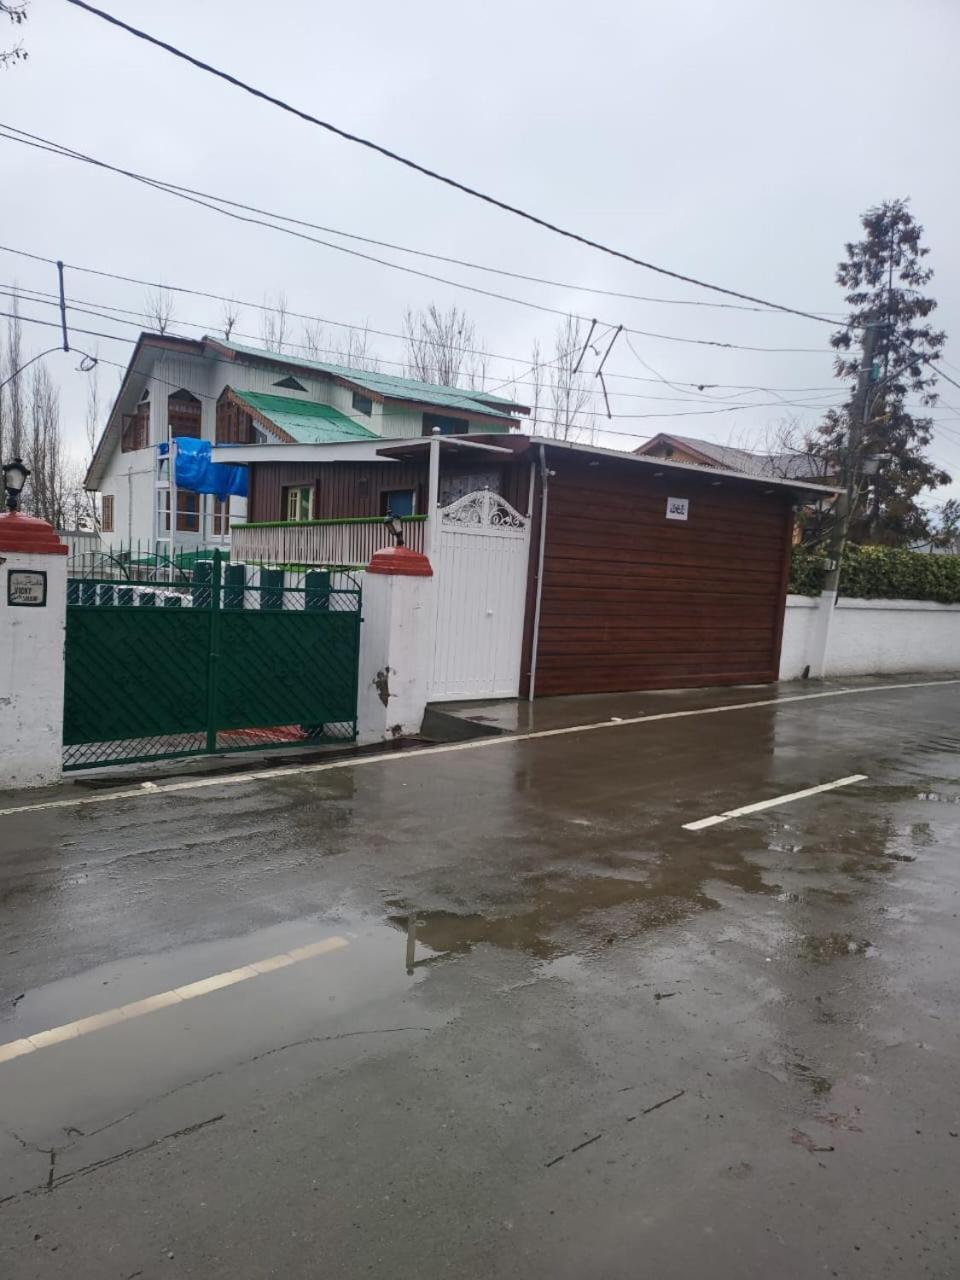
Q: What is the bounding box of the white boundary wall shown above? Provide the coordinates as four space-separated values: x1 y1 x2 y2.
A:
781 593 960 680
0 548 68 789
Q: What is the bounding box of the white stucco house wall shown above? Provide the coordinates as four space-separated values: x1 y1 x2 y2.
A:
85 332 528 556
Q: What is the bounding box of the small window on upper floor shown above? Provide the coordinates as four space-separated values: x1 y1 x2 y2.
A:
274 376 307 391
352 391 374 417
168 388 202 439
423 413 468 436
122 389 150 451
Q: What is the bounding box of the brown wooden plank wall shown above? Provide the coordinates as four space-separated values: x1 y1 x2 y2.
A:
535 455 793 696
247 458 533 523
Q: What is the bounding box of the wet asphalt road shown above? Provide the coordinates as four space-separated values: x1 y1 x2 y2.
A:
1 678 960 1279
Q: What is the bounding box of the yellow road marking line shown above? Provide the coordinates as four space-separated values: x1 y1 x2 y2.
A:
1 678 958 820
0 935 348 1066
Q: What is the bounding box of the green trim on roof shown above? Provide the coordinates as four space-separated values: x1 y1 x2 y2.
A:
233 389 380 444
212 337 527 421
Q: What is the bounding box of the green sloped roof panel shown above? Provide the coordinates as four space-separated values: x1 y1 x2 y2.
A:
234 390 380 444
212 337 525 420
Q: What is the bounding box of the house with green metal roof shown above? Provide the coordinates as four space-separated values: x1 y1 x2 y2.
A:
85 330 530 553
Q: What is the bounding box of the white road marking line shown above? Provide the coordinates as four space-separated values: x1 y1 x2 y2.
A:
0 935 348 1066
682 774 868 831
1 677 957 819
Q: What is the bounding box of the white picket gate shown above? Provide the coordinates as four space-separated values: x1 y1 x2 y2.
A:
430 489 531 701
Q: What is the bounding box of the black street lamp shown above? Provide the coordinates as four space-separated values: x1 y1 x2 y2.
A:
384 512 405 547
2 457 29 512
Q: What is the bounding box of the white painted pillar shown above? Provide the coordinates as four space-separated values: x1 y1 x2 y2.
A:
424 431 441 563
806 590 835 678
0 513 69 790
357 546 435 746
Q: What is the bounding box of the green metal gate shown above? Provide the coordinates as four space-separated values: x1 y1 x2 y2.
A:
63 551 361 770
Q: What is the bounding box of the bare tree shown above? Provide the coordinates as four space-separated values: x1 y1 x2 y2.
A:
299 318 326 361
220 299 241 341
25 363 66 526
741 415 832 481
524 339 546 432
3 298 26 459
403 304 483 387
81 359 101 528
332 325 380 372
543 314 593 442
1 2 28 69
144 288 176 335
62 460 91 533
260 293 288 352
463 339 489 391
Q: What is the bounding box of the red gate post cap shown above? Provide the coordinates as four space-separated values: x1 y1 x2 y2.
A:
0 511 69 555
366 546 433 576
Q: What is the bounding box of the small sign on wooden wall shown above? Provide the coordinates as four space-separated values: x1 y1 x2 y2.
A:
7 569 47 607
666 497 689 521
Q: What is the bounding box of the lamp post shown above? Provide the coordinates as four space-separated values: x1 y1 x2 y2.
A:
2 457 30 512
384 511 405 547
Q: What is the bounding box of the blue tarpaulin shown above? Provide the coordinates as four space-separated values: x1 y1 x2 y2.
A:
159 438 248 500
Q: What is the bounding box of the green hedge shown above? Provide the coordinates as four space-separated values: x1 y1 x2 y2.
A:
789 544 960 604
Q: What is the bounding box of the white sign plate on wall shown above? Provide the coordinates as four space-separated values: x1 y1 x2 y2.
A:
7 570 47 606
665 497 689 521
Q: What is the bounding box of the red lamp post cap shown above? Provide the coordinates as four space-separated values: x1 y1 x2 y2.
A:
0 511 69 555
366 546 433 577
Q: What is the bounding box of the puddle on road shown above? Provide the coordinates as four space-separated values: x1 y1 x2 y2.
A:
798 933 877 963
0 912 440 1043
381 797 919 970
384 837 776 964
0 912 452 1149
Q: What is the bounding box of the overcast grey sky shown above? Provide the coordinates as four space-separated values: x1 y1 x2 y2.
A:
2 0 959 501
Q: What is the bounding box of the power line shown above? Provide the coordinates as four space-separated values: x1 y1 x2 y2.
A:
0 307 841 449
0 241 847 397
0 126 833 356
3 298 843 424
1 281 846 416
64 0 840 327
929 362 960 395
0 143 841 321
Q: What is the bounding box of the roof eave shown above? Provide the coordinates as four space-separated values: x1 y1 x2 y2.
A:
529 435 842 496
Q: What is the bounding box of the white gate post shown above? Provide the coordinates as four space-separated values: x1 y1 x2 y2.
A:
0 512 69 790
424 430 441 563
357 545 435 745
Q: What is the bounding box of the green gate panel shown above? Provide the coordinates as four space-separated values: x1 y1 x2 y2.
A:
192 559 214 610
64 554 360 769
63 608 211 745
215 609 360 730
305 570 331 610
223 563 246 610
259 568 284 611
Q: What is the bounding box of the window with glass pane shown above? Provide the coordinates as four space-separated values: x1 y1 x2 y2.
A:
285 485 314 521
212 497 230 535
160 490 200 533
379 488 416 517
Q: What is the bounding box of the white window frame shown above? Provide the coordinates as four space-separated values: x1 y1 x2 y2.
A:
286 485 315 522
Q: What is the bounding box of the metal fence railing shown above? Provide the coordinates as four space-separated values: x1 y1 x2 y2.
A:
229 515 426 568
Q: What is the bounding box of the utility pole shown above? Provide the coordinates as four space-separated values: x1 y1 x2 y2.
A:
823 318 881 601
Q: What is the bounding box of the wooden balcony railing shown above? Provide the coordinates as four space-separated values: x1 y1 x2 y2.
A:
229 515 426 567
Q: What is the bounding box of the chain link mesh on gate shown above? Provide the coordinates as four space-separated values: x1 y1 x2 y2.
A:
62 545 360 770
